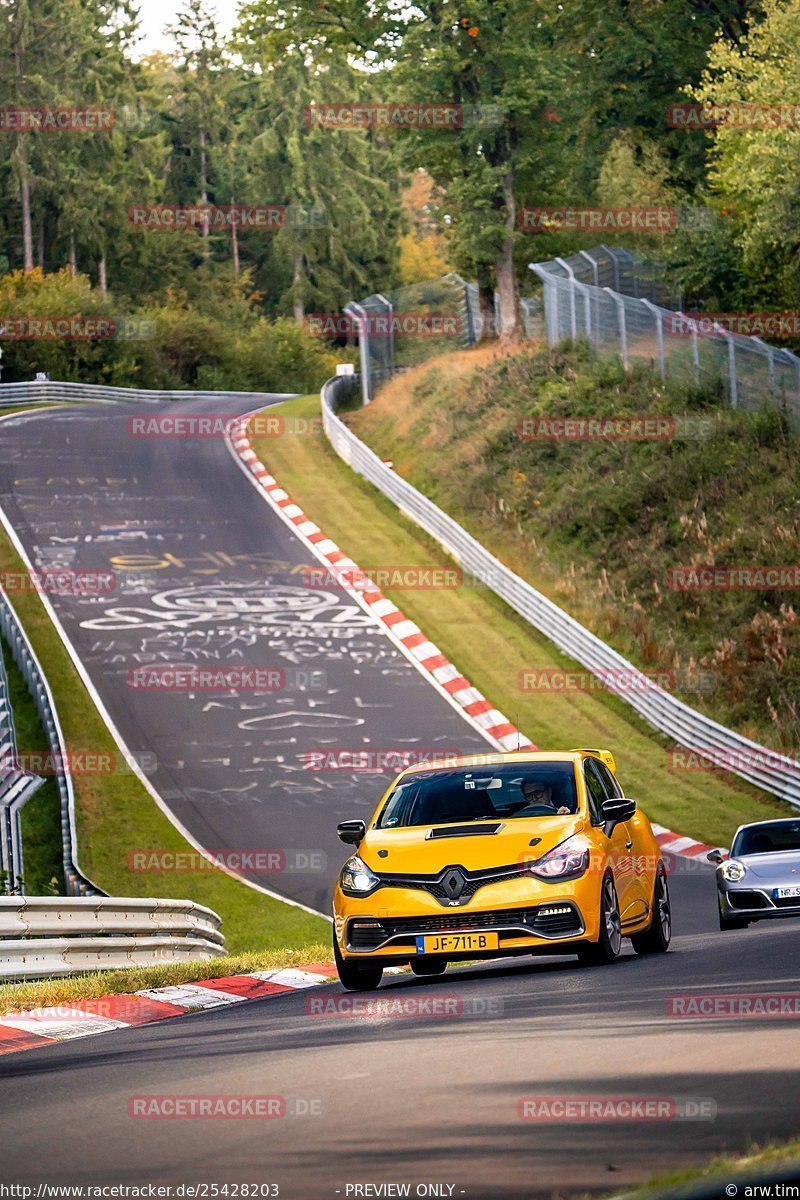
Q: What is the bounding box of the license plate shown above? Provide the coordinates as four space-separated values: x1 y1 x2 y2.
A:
416 932 499 954
774 886 800 899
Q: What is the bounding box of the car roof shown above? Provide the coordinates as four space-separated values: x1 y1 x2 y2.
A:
733 817 800 834
393 751 588 781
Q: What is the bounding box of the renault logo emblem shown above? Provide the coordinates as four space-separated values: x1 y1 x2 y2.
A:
442 868 467 900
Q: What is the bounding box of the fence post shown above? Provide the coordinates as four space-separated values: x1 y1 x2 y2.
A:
640 299 665 381
555 258 577 340
604 287 628 369
715 325 739 409
344 301 371 405
375 294 394 382
752 336 776 395
579 249 600 287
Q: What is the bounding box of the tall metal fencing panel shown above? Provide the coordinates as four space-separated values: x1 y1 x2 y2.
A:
530 259 800 424
348 274 484 404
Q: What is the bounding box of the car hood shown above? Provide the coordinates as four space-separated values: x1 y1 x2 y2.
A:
359 816 586 874
734 851 800 882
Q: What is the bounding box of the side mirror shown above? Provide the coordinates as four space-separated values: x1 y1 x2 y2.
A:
602 797 636 835
337 819 366 846
706 848 724 864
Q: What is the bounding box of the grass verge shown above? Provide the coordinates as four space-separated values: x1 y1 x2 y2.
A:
608 1136 800 1198
0 423 330 952
250 394 786 849
351 344 800 750
0 944 332 1013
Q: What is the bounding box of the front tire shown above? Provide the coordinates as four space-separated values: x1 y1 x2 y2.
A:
578 874 622 966
631 865 672 955
411 959 447 977
334 938 383 991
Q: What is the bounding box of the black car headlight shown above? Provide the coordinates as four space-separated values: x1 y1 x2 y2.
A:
339 855 381 897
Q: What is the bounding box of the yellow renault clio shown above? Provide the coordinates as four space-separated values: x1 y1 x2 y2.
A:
333 749 670 989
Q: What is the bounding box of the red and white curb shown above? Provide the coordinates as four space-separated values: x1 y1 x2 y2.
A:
228 419 534 755
0 963 337 1056
651 823 724 860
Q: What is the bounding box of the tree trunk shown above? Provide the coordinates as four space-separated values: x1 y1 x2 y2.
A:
18 144 34 272
36 214 44 270
292 250 304 323
69 236 77 277
230 194 239 276
98 255 107 296
13 13 34 273
199 127 209 259
495 167 519 343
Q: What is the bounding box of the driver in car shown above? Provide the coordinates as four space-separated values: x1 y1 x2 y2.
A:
522 779 571 815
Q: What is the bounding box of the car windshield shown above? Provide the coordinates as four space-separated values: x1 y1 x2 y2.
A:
376 763 579 828
732 820 800 857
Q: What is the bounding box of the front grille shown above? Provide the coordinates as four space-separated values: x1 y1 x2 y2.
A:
347 903 583 951
729 890 770 910
376 863 531 905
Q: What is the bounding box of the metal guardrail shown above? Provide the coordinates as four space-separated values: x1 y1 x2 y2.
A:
0 380 283 407
321 373 800 808
0 638 44 893
0 897 225 979
0 587 102 896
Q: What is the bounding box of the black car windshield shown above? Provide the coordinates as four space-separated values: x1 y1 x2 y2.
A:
376 762 579 828
732 820 800 857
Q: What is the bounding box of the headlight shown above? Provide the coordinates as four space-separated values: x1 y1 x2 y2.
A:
722 859 746 883
529 835 590 881
339 855 380 896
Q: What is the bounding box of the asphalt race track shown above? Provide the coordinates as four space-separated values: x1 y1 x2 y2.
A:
2 878 800 1197
0 400 489 912
1 401 799 1197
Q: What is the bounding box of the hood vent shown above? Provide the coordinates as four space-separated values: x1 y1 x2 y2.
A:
426 822 504 840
